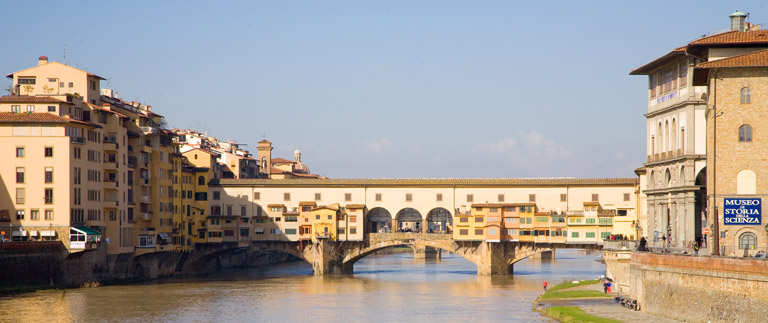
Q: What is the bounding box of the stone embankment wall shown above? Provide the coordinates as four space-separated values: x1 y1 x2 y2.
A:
630 252 768 322
0 242 298 288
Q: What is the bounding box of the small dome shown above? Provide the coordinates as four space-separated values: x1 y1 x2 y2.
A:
294 161 310 174
730 11 747 17
294 149 301 155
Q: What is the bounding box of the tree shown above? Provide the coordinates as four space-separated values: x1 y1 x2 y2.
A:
5 84 13 95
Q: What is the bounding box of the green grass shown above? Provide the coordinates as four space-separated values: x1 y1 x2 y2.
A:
540 290 612 300
543 306 621 323
0 285 60 297
547 279 601 292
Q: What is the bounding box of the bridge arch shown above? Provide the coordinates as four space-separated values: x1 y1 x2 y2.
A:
426 207 452 234
366 207 392 233
342 239 471 269
396 208 422 232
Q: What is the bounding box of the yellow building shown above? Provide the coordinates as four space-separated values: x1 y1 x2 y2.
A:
311 204 340 242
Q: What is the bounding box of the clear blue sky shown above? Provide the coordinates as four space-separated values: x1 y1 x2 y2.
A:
3 1 766 178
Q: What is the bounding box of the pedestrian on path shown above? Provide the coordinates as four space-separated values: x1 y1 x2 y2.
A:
603 281 608 293
543 281 547 291
606 281 612 293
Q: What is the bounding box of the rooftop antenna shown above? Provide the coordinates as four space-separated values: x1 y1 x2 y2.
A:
62 43 67 63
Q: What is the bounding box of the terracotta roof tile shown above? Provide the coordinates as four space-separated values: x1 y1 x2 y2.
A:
0 112 70 123
696 48 768 68
471 203 537 208
299 201 317 206
690 30 768 46
0 95 67 104
345 204 365 209
267 204 285 208
271 158 294 164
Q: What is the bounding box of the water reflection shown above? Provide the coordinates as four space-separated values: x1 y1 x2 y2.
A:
0 249 604 323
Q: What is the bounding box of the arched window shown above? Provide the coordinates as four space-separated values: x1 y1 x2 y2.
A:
739 124 752 142
648 171 655 189
671 119 677 152
739 232 757 250
737 169 756 194
741 87 751 104
679 166 686 186
261 157 267 169
664 121 669 152
198 176 205 186
658 122 663 153
665 168 671 187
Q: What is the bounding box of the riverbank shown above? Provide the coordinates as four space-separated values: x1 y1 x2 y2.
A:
534 280 680 323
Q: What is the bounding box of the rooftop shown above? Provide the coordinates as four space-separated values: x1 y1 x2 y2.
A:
214 177 638 187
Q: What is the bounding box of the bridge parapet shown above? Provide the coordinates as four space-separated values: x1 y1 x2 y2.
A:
602 240 636 251
368 233 452 242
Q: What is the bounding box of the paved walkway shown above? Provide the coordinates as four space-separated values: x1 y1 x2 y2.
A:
537 282 682 323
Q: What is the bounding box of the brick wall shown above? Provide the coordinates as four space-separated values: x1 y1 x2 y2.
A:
631 252 768 322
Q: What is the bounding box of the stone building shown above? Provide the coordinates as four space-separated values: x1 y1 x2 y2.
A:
630 11 768 251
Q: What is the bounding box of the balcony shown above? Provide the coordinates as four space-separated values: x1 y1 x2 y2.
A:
127 156 137 169
139 126 157 135
103 179 118 190
142 195 150 203
71 137 85 145
104 162 118 170
103 200 119 209
142 212 152 221
103 137 118 151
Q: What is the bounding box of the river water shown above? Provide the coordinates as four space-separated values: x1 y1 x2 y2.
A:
0 249 605 322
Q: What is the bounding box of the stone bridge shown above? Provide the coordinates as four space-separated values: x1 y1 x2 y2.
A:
248 233 602 275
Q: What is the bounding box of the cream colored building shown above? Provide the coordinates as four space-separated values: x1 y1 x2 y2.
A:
632 12 768 252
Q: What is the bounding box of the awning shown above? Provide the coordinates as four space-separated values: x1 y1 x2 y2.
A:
157 233 170 240
28 231 38 237
12 231 26 237
40 230 56 237
73 226 102 236
254 227 265 233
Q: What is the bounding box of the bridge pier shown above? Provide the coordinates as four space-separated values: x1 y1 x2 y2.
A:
530 250 555 260
307 239 351 275
412 245 441 259
475 242 514 275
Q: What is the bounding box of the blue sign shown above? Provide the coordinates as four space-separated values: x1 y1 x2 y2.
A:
723 198 761 225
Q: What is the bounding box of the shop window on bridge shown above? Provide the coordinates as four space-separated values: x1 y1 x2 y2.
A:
350 227 357 234
571 232 579 238
506 229 518 235
460 217 469 223
505 206 515 212
599 218 612 225
474 229 483 235
601 232 610 240
337 228 345 235
466 194 473 202
586 218 596 224
552 216 564 223
586 232 595 238
617 210 628 216
535 216 548 223
475 216 483 222
489 229 498 235
460 229 468 235
285 229 297 235
240 229 249 237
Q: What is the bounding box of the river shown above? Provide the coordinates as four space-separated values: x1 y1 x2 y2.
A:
0 249 605 322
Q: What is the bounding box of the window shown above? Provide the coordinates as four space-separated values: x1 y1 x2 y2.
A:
45 189 53 204
19 78 36 84
284 192 291 201
475 229 484 235
475 216 483 223
460 229 468 235
285 228 297 235
375 193 382 201
739 124 753 142
529 194 536 202
198 176 205 185
315 215 320 220
241 206 247 216
16 146 24 157
741 87 751 104
560 194 567 202
30 209 39 220
16 167 24 183
48 105 56 112
327 215 332 220
11 105 20 113
436 193 442 202
678 62 687 87
498 194 504 202
460 217 469 223
345 193 352 201
68 82 74 88
315 193 321 201
27 105 34 113
350 216 357 223
624 193 631 201
466 194 473 202
213 191 221 200
489 229 498 235
586 232 596 238
571 232 579 238
649 74 657 98
44 147 53 157
586 218 596 224
601 232 610 239
506 206 516 212
253 192 260 200
337 228 346 235
490 208 498 213
16 188 25 204
405 193 412 202
350 227 357 234
591 194 599 202
90 80 96 90
16 210 25 220
45 167 53 183
739 232 758 250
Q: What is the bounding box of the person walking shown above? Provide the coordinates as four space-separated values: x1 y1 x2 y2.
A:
606 281 612 294
543 281 547 291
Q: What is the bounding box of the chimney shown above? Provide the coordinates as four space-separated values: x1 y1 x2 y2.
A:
38 56 49 65
730 11 747 32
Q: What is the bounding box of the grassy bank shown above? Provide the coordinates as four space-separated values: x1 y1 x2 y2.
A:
540 290 612 300
548 279 601 292
543 306 621 323
0 285 60 297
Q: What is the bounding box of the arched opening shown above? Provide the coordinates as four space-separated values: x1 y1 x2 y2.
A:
658 122 664 153
671 118 677 152
396 208 422 233
665 120 669 152
367 207 392 233
695 167 707 241
198 176 205 185
738 232 757 253
664 168 671 188
739 124 753 142
648 170 655 189
679 166 686 186
426 207 452 234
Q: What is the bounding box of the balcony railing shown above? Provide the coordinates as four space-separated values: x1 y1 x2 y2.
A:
71 137 85 144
